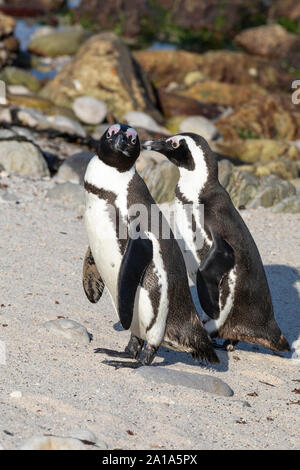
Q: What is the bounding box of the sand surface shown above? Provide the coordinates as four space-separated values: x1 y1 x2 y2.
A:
0 173 299 450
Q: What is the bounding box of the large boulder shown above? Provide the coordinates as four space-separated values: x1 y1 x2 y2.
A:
0 140 49 176
134 50 295 93
39 33 161 122
0 12 18 70
216 94 300 141
218 160 259 208
178 81 266 108
248 175 296 209
268 0 300 29
140 161 179 203
217 139 300 163
158 89 222 119
271 195 300 214
28 28 87 57
0 66 41 92
235 24 300 67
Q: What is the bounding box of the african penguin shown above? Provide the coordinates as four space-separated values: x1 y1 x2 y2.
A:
143 133 290 353
83 124 218 368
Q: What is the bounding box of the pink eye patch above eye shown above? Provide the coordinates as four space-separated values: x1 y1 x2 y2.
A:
107 124 121 137
126 128 137 142
166 137 180 147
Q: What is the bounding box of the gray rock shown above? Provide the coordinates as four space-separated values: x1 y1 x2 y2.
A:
179 116 219 141
0 107 11 123
136 149 163 172
46 182 85 207
218 159 233 188
0 191 18 202
43 318 91 344
0 129 16 138
0 140 49 176
55 151 94 184
135 367 234 397
72 96 107 125
248 175 296 209
19 436 87 450
92 124 109 140
17 108 49 129
47 115 86 137
8 85 32 95
226 168 259 208
11 126 35 140
140 161 179 203
123 111 163 133
271 195 300 213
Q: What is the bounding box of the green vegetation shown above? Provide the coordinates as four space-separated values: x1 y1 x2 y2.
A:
236 127 260 140
277 17 299 34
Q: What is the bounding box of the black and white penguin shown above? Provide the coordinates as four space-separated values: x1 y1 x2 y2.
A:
83 124 218 368
143 133 290 353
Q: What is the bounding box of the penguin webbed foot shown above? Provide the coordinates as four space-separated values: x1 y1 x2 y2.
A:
102 344 158 370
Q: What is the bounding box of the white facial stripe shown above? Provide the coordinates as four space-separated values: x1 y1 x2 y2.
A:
176 135 208 200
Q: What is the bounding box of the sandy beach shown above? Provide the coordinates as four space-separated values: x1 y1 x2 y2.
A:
0 173 299 450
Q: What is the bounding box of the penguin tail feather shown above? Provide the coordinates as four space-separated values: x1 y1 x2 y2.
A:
183 319 219 364
273 334 290 352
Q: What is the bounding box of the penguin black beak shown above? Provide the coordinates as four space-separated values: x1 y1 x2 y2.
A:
142 139 167 153
113 132 131 157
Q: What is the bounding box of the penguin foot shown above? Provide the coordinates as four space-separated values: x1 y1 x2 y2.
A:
224 339 239 352
212 339 239 351
102 344 158 370
124 334 144 359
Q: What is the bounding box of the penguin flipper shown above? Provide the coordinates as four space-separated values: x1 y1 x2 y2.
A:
118 237 153 330
82 247 105 303
196 234 235 319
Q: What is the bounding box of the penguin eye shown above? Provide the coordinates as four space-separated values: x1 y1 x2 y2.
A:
107 124 121 138
167 137 180 149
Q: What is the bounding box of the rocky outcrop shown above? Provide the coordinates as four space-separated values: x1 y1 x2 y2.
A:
216 94 300 141
0 140 49 176
178 81 266 108
39 33 161 122
217 140 300 164
235 24 300 68
28 29 87 57
0 12 18 70
0 66 41 92
158 89 222 119
134 50 295 93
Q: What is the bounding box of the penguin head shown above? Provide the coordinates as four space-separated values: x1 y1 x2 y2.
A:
142 133 217 179
98 123 140 172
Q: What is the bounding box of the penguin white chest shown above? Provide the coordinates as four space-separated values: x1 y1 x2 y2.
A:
84 192 122 302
